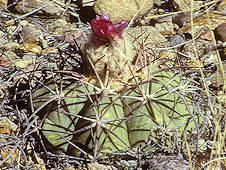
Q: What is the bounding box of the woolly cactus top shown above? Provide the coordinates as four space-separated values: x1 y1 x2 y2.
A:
86 13 135 84
86 13 166 89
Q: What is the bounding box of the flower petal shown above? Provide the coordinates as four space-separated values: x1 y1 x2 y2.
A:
100 12 111 21
111 21 128 39
91 13 128 45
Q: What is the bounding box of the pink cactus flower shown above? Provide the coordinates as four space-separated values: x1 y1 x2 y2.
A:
91 13 128 45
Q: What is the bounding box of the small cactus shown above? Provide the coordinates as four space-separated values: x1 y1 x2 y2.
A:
32 67 200 157
31 13 203 159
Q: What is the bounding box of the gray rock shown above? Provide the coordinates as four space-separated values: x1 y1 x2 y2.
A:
168 34 186 48
148 156 190 170
11 0 63 17
21 23 43 41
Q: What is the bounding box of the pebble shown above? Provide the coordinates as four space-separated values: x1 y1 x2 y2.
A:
214 23 226 42
172 12 190 27
148 156 190 170
21 23 43 41
9 0 63 17
168 33 186 48
87 162 112 170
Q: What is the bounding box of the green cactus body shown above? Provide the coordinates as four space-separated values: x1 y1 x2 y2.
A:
42 111 75 153
123 67 197 149
73 95 130 157
32 66 202 156
32 79 92 153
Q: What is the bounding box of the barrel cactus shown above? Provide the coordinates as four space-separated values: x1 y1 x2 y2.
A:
70 95 130 158
122 68 196 149
32 79 93 153
31 13 203 159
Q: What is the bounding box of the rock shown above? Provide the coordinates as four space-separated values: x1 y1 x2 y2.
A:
200 30 213 41
87 162 112 170
21 23 43 41
2 51 20 66
65 30 90 53
63 167 76 170
1 42 20 51
168 33 186 47
5 25 17 35
173 0 191 10
214 23 226 42
178 13 226 36
173 12 191 27
220 47 226 60
155 21 176 36
173 0 199 10
10 0 63 17
94 0 153 23
64 30 90 62
0 56 10 67
19 43 42 54
208 61 226 87
148 156 190 170
48 18 75 35
183 39 212 58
